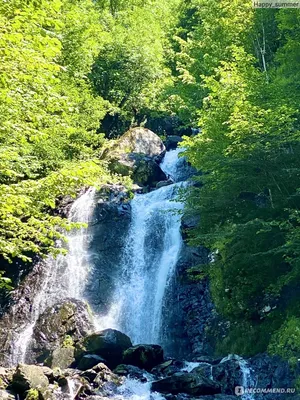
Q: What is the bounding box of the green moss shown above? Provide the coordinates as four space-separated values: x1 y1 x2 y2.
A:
295 376 300 392
25 389 39 400
0 377 5 389
62 335 74 348
215 318 281 357
186 265 208 281
268 317 300 368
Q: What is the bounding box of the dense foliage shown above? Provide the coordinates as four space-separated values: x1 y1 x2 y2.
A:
175 0 300 363
0 0 179 280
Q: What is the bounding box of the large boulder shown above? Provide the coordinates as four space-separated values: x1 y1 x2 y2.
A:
11 364 49 396
29 299 93 364
111 127 165 158
151 372 221 396
104 127 166 187
78 354 106 371
45 346 75 370
123 345 164 372
131 154 167 187
76 329 132 369
211 355 249 395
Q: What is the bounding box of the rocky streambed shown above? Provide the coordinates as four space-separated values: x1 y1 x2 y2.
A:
0 298 298 400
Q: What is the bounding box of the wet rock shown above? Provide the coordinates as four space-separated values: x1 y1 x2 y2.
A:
180 214 201 239
131 155 167 187
193 356 222 365
211 355 245 395
93 363 122 387
30 299 93 364
11 364 49 395
113 364 148 382
165 136 183 151
151 359 185 377
151 372 221 395
78 354 106 371
249 353 297 399
123 345 164 371
85 188 131 316
46 346 75 370
80 363 123 398
76 329 132 369
156 180 173 189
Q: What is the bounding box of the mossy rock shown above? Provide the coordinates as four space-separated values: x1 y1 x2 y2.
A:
122 344 164 371
30 299 93 364
76 329 132 369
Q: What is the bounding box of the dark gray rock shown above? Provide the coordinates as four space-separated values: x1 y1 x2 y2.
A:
113 364 148 382
123 345 164 371
29 299 93 364
249 353 298 400
151 372 221 395
212 355 248 395
156 180 173 189
165 136 183 151
159 244 215 359
83 187 131 316
151 360 185 377
76 329 132 369
131 154 167 187
0 261 50 366
78 354 106 371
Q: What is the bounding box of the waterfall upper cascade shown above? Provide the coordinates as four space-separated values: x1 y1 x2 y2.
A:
96 148 186 345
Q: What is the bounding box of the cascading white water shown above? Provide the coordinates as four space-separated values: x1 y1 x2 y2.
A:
97 149 185 344
239 358 256 400
221 355 255 400
10 188 96 365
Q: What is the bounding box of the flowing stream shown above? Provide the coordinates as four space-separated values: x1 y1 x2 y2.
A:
96 149 185 344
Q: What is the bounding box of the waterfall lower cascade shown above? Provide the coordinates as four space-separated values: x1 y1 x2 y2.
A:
97 149 185 345
10 188 96 365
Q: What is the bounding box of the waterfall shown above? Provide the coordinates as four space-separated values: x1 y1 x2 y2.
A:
10 188 96 365
97 149 185 344
10 149 186 363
